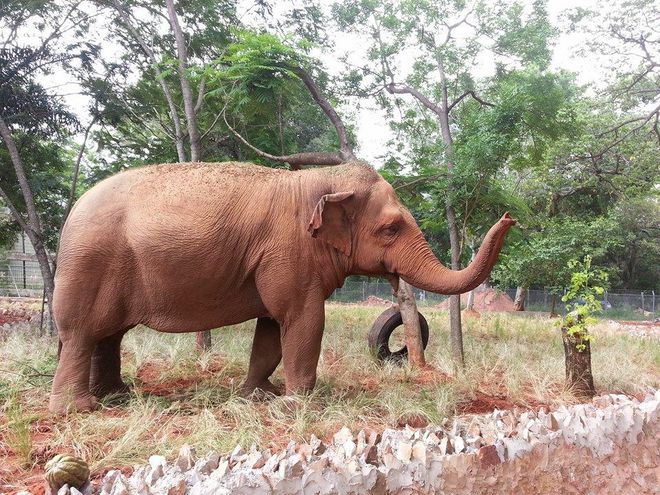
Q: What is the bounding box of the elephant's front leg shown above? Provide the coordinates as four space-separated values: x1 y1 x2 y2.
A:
241 317 282 397
280 301 325 394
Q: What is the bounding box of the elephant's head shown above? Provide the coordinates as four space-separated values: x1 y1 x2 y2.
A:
307 163 515 295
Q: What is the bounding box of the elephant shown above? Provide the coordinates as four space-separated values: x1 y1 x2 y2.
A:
49 161 515 413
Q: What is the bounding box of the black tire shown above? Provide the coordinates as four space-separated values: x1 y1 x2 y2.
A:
368 306 430 364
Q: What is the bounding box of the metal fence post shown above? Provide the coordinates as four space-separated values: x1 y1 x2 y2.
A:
641 291 645 312
652 290 656 314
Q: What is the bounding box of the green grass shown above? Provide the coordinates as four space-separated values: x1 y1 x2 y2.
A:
0 305 658 488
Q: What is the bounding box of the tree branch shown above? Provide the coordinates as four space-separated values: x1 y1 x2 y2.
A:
385 82 444 117
448 90 495 112
109 0 187 162
0 183 30 234
294 67 355 161
194 76 206 115
63 115 98 224
0 115 42 234
222 113 343 169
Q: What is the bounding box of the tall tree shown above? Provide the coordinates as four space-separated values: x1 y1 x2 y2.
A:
0 0 95 328
93 0 240 348
334 0 556 366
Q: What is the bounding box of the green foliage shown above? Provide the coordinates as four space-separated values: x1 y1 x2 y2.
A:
0 135 74 249
560 256 608 352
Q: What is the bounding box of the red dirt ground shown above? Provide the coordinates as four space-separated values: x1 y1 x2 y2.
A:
0 309 32 326
363 295 394 306
437 287 515 312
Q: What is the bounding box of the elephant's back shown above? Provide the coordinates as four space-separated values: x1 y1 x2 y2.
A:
57 161 287 271
62 162 285 234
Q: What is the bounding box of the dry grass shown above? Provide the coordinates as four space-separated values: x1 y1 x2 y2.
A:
0 304 658 489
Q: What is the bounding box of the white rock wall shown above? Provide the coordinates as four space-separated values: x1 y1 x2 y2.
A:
93 392 659 495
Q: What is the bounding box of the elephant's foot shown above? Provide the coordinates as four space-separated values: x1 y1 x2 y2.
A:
49 392 99 415
240 379 282 399
90 379 131 398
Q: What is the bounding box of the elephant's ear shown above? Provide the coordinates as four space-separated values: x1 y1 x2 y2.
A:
308 191 354 256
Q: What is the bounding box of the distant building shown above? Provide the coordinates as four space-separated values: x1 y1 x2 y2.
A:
1 206 45 297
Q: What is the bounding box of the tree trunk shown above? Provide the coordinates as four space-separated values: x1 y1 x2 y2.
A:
196 329 212 351
465 289 474 310
437 56 464 368
561 327 595 398
465 249 477 311
446 182 464 367
164 0 210 349
513 286 527 311
110 0 187 162
397 279 425 367
165 0 201 162
0 116 57 333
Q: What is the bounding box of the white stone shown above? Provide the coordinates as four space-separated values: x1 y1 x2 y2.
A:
146 463 165 486
333 426 353 446
229 445 245 463
149 455 167 470
451 435 465 454
175 444 196 471
244 451 266 470
503 437 532 460
194 452 220 475
395 441 412 462
211 459 229 480
412 441 427 464
344 439 357 458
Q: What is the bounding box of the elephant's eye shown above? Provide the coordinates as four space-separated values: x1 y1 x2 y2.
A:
382 224 399 236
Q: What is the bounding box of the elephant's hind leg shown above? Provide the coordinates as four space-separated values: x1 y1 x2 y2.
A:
89 330 130 398
49 338 98 414
241 317 282 397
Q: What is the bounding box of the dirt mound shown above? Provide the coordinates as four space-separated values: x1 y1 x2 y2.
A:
364 295 393 306
0 297 41 326
437 287 515 312
0 308 34 326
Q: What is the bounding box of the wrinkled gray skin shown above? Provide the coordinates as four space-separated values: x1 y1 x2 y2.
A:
50 161 514 413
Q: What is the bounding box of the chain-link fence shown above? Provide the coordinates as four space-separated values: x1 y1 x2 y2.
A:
0 265 656 320
0 262 44 297
329 280 657 320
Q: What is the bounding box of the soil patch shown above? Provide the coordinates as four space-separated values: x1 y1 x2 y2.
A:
363 295 394 306
457 390 551 415
437 288 515 312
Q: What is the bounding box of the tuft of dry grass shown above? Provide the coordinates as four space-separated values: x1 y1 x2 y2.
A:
0 304 657 489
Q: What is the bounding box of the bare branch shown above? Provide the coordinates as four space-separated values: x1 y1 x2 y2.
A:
223 113 343 169
109 0 187 162
200 110 225 141
385 82 444 117
194 76 206 114
294 67 355 161
596 102 660 139
447 90 495 112
63 115 98 224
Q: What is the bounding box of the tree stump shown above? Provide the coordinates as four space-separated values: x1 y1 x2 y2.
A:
196 330 211 350
397 279 426 367
561 326 595 398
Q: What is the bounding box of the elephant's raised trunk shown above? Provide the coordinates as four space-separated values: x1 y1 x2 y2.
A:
393 213 516 295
